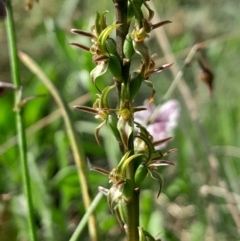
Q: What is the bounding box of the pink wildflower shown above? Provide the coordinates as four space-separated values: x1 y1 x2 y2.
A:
134 99 180 149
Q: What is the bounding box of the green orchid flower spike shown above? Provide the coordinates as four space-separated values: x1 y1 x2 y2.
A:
72 1 178 240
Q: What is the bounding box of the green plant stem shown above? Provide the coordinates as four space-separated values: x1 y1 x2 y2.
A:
69 192 103 241
5 1 38 241
19 52 99 241
125 188 140 241
114 0 128 60
115 1 139 240
114 0 130 97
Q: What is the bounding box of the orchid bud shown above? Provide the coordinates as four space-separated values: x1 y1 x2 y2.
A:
127 1 134 21
129 72 143 101
123 34 135 60
118 199 127 224
108 55 122 81
122 179 133 201
105 38 118 57
134 163 148 187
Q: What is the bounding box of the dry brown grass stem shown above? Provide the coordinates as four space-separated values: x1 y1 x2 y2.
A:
155 29 240 66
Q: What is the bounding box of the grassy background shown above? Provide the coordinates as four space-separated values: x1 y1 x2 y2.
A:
0 0 240 240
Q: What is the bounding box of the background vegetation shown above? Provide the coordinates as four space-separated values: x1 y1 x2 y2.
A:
0 0 240 240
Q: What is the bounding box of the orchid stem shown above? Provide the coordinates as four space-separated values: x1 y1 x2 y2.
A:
115 0 139 240
114 0 130 98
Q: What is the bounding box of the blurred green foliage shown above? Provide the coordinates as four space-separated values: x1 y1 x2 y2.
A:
1 0 240 240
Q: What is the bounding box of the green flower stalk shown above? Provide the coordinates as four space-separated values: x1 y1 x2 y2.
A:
72 1 177 240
